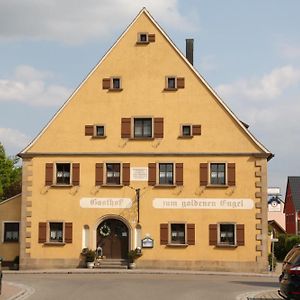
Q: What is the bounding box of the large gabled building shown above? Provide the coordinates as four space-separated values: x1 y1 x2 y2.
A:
17 8 272 272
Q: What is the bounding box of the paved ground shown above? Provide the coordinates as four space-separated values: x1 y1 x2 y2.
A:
1 269 282 300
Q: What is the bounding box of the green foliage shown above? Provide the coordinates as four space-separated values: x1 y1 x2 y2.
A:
128 248 142 263
0 143 22 201
268 253 277 271
274 234 300 261
274 234 287 261
81 248 96 262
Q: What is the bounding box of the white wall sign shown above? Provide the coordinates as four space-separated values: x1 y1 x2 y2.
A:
130 167 148 181
80 198 132 209
153 198 254 210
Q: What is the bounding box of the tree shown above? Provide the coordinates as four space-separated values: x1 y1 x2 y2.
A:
0 143 22 201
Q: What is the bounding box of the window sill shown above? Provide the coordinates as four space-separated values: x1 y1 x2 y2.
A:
154 184 177 188
92 136 107 139
206 184 229 188
164 88 178 91
50 184 73 188
216 244 237 248
178 135 193 139
101 184 124 188
44 242 66 246
136 41 150 45
129 137 155 141
3 240 19 244
108 88 123 92
166 243 188 248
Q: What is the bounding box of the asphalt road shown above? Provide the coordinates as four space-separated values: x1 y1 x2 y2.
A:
4 273 279 300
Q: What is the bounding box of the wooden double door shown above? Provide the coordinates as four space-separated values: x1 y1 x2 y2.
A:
97 219 129 259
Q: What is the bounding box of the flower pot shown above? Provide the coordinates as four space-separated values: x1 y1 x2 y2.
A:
87 262 94 269
128 262 136 269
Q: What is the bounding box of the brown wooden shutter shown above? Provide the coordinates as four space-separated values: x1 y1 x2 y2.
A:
236 224 245 246
200 163 208 186
148 163 156 186
121 118 131 138
38 222 47 243
160 224 168 245
227 163 236 186
187 224 195 245
122 163 130 186
148 34 155 42
192 125 201 136
85 125 94 136
177 77 185 89
95 163 104 186
65 222 73 243
102 78 110 89
176 163 183 186
209 224 217 246
45 163 53 186
154 118 164 138
72 163 80 186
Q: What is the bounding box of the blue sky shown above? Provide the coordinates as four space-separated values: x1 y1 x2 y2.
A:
1 0 300 195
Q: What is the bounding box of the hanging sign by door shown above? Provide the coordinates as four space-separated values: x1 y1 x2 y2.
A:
142 237 154 248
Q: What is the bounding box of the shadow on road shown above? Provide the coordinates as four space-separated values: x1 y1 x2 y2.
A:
231 281 278 288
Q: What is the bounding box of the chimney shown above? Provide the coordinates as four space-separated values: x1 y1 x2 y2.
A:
186 39 194 65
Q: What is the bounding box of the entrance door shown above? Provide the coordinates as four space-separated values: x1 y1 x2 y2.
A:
97 219 129 259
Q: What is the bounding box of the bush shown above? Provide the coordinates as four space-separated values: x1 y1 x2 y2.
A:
81 248 95 262
274 234 300 262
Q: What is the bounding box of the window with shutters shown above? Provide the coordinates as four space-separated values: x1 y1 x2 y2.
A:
3 222 19 243
56 163 71 185
210 163 226 185
106 163 121 185
159 163 174 185
219 223 235 246
137 32 155 44
39 221 73 245
165 76 185 90
179 124 201 138
85 124 106 138
102 77 122 91
134 118 152 138
160 222 194 246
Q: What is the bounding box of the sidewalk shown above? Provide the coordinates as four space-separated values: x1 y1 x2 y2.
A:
1 281 26 300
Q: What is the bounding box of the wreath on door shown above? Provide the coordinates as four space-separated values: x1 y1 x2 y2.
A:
99 224 111 237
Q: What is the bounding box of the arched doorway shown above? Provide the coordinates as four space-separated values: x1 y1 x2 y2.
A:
97 219 129 259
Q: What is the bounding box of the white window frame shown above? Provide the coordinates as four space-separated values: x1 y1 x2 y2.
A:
157 162 175 186
209 162 227 186
217 222 236 246
2 221 20 243
48 221 65 243
94 124 106 138
132 117 153 139
180 124 192 137
110 77 122 90
165 76 177 90
168 222 187 245
55 162 72 186
137 32 149 43
104 162 123 186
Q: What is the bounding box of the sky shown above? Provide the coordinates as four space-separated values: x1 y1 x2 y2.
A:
0 0 299 196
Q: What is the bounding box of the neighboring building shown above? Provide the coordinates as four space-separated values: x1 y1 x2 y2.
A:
284 177 300 234
18 8 272 272
268 187 285 231
0 194 21 267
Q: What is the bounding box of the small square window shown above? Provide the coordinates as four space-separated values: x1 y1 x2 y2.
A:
167 77 176 89
138 33 148 43
182 125 191 137
4 222 19 243
56 163 71 185
49 222 63 242
170 223 185 244
95 125 105 137
219 224 235 246
112 78 121 90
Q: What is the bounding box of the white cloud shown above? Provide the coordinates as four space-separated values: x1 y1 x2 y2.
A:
0 65 71 106
216 65 300 101
0 0 193 44
0 128 31 155
280 44 300 59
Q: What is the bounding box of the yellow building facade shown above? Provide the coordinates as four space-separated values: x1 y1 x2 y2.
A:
0 194 21 266
19 9 272 272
